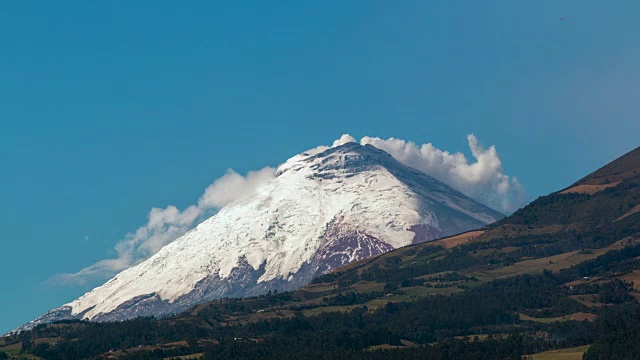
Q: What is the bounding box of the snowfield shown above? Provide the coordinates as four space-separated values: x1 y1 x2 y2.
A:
19 141 503 331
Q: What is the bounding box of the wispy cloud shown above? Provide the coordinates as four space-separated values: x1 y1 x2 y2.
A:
51 167 276 286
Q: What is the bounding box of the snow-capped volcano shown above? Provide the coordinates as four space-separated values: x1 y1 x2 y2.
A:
21 141 503 330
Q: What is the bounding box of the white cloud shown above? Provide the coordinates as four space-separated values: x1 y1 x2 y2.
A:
51 134 524 286
198 168 277 210
332 134 357 147
52 167 276 285
360 134 525 213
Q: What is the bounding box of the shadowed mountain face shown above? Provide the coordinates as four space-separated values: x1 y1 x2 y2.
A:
466 147 640 255
16 142 503 332
496 146 640 231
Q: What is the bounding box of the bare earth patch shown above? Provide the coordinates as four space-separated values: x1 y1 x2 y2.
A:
429 230 485 248
518 312 596 323
615 204 640 222
560 181 621 195
527 345 590 360
619 270 640 289
570 312 597 321
163 353 204 360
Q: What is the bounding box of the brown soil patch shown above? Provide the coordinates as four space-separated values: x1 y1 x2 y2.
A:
570 312 598 321
160 341 189 348
620 270 640 289
365 344 402 350
400 339 417 347
583 168 640 185
518 312 596 323
561 181 621 195
527 345 590 360
479 224 564 242
615 204 640 222
429 230 485 248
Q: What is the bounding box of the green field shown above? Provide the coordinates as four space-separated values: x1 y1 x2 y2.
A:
0 342 43 359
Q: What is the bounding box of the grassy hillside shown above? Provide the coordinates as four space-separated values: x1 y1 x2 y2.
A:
571 146 640 187
3 146 639 360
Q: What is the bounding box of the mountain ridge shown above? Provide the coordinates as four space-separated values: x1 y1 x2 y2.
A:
570 146 640 187
15 141 503 333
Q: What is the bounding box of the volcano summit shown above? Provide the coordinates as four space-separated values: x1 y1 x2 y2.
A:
21 141 504 331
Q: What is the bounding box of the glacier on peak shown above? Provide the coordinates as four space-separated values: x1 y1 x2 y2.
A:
17 142 504 332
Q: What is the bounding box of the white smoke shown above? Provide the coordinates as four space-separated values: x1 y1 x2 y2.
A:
359 134 525 213
51 133 524 285
52 167 276 285
332 134 357 147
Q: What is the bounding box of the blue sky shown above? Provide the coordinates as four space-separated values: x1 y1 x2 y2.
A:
1 1 639 333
